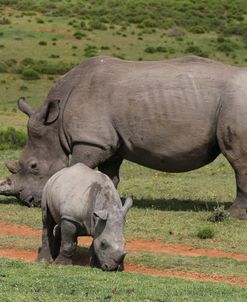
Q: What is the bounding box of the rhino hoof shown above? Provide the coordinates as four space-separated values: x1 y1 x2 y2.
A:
228 206 247 220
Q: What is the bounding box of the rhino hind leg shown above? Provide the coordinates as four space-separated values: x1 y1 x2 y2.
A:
228 170 247 220
217 115 247 219
54 219 77 265
98 155 123 187
37 207 56 263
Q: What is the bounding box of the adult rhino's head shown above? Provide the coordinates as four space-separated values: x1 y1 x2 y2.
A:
0 97 68 207
90 197 133 271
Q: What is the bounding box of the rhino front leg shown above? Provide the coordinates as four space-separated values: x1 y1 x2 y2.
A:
36 209 56 263
54 220 77 265
98 155 123 187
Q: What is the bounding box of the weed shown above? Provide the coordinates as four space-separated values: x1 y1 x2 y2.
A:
196 226 215 239
207 206 230 223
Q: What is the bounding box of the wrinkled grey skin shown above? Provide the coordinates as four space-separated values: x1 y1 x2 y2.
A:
1 55 247 219
37 163 132 271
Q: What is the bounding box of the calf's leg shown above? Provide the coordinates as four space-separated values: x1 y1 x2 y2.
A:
54 220 77 265
36 208 56 263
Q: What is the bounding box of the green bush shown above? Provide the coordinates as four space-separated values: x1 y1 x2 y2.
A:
88 20 107 30
21 67 40 80
0 127 27 150
196 226 215 239
185 46 209 57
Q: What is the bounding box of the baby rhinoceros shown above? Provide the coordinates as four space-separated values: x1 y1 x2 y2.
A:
37 163 132 271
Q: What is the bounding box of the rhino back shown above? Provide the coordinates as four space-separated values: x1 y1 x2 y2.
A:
48 56 238 172
43 163 116 225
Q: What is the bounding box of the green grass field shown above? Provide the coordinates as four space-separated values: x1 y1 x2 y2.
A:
0 1 247 300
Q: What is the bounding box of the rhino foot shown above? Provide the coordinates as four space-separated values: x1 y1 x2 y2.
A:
36 247 54 263
228 205 247 220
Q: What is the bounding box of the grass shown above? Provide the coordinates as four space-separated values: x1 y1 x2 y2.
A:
128 251 247 280
0 258 247 302
0 1 247 298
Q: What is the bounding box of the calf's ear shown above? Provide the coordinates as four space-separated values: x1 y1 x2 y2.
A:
93 210 108 221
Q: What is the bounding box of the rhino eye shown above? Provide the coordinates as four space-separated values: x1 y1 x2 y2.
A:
29 162 38 174
30 163 37 169
100 240 109 250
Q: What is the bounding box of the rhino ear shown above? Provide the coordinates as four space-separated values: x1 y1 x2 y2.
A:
18 97 34 117
5 160 20 174
43 99 60 124
93 210 108 221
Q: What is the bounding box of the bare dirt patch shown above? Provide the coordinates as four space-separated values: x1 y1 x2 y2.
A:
0 247 246 287
1 222 247 286
1 222 247 261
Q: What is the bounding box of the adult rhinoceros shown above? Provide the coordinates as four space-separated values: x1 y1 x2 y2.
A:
0 56 246 219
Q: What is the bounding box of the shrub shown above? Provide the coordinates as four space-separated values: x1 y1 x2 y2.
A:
49 54 60 59
0 44 4 48
166 27 185 38
144 46 167 54
73 31 86 39
80 20 86 29
189 25 206 34
88 20 107 30
84 44 98 57
0 127 26 150
21 58 35 66
21 67 40 80
19 85 28 91
185 46 209 57
39 41 47 46
36 18 44 24
196 226 215 239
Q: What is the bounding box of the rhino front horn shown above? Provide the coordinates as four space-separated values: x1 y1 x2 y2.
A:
5 160 20 174
0 178 15 196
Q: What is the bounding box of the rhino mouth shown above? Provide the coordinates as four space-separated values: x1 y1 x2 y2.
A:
18 195 41 208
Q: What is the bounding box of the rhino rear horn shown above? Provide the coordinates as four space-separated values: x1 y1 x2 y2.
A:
5 160 20 174
18 97 34 117
122 197 133 217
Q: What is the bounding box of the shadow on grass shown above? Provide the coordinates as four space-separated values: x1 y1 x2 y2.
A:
128 198 233 212
0 196 233 212
72 246 90 266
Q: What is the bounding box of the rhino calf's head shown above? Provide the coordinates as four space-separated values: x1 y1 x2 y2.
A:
90 197 133 271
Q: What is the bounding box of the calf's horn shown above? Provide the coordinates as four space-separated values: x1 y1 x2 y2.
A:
122 197 133 217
